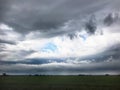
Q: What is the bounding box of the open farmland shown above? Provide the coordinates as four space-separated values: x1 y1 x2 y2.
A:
0 75 120 90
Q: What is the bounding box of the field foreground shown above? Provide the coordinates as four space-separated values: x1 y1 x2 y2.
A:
0 75 120 90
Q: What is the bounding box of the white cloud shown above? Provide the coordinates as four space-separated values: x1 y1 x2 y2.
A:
0 23 13 31
25 29 120 59
0 23 21 42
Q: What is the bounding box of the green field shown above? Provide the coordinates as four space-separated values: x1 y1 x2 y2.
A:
0 75 120 90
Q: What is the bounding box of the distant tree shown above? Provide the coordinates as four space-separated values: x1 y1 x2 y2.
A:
34 74 39 76
105 74 109 76
78 74 85 76
29 74 32 76
117 74 120 76
2 73 7 76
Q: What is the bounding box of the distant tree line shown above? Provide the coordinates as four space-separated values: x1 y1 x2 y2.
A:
1 73 120 76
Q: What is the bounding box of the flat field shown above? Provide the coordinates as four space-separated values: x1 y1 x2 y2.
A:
0 75 120 90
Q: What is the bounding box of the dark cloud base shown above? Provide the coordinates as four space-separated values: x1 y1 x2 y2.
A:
0 61 120 75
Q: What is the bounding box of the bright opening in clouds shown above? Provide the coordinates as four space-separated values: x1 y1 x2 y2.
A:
0 0 120 75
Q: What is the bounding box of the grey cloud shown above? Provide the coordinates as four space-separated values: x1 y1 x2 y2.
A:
0 58 65 65
85 15 97 35
13 50 36 59
67 33 77 40
0 39 16 45
0 60 120 75
17 50 35 57
1 0 110 36
0 44 6 51
103 13 119 26
105 43 120 59
0 0 10 22
80 44 120 63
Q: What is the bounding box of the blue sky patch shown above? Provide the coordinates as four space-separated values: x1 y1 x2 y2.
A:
41 42 57 52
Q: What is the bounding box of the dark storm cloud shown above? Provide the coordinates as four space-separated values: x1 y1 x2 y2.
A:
0 58 65 65
0 60 120 75
77 43 120 63
99 43 120 60
67 33 77 40
85 15 97 35
103 13 119 26
0 39 16 45
0 50 35 61
1 0 110 37
0 0 10 22
17 50 35 57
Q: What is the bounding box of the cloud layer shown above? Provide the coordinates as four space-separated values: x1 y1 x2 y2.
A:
0 0 120 75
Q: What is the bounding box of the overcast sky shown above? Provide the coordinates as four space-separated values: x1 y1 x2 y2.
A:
0 0 120 75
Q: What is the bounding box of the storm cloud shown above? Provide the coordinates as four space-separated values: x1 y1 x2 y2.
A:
104 13 119 26
0 39 16 45
0 0 120 75
0 0 111 35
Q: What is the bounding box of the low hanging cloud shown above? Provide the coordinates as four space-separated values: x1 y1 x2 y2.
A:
0 39 16 45
0 59 120 75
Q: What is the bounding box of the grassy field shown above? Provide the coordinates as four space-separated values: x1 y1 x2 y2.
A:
0 75 120 90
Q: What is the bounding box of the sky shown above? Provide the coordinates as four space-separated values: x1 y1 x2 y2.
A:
0 0 120 75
